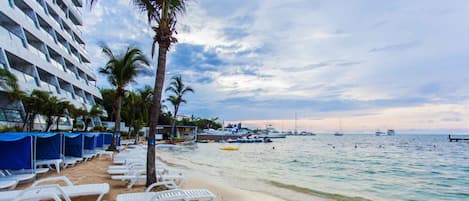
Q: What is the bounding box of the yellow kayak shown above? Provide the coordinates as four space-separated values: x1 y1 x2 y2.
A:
219 147 239 151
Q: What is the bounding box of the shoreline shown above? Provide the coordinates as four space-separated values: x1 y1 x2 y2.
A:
157 151 338 201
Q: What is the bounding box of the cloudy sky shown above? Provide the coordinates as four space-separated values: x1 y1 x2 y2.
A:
82 0 469 133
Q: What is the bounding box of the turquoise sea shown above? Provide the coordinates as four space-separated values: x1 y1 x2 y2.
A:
159 135 469 201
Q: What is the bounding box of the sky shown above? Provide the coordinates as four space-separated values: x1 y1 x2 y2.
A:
82 0 469 133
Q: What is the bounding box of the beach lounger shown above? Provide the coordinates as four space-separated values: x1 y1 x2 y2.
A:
0 176 110 201
9 168 49 175
0 179 18 190
0 170 36 183
63 157 83 168
36 159 63 173
96 149 114 159
116 189 216 201
112 169 185 189
10 184 72 201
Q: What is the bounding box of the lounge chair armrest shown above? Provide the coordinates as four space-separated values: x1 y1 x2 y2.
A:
32 176 74 187
15 184 72 201
145 181 179 192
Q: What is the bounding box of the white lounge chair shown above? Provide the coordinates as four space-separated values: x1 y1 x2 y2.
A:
31 176 109 201
0 176 109 201
116 189 216 201
0 179 18 190
11 184 72 201
0 170 36 184
63 157 83 168
9 168 49 175
112 169 185 189
36 159 63 173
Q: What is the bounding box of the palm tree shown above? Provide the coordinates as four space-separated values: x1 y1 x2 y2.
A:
22 90 50 131
0 68 18 92
88 0 188 186
85 105 104 131
99 45 150 150
44 96 69 131
165 75 193 139
134 0 188 186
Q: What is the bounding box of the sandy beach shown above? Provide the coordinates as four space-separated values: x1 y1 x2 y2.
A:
14 147 329 201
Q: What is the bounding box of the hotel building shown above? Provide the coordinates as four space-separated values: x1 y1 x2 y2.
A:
0 0 102 129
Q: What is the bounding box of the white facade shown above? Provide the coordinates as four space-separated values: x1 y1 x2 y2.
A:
0 0 102 128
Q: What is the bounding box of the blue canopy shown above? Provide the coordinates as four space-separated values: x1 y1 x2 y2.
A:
64 133 83 157
35 133 62 160
84 135 96 150
103 133 113 145
0 134 33 169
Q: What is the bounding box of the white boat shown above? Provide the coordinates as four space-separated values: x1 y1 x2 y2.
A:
375 130 386 136
257 126 287 138
387 129 396 136
333 132 344 136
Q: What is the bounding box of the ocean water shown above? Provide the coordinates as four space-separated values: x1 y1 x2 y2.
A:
158 135 469 201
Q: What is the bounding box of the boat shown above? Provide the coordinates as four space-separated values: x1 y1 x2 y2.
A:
227 136 264 143
387 129 396 136
219 147 239 151
333 132 344 136
257 126 287 138
334 118 344 136
375 130 386 136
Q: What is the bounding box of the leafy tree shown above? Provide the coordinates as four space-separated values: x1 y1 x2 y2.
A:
0 68 18 92
165 75 193 138
99 88 116 122
43 96 69 131
99 45 150 150
85 105 104 131
22 90 49 131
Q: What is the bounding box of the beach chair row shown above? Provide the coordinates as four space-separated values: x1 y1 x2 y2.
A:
0 132 117 190
110 144 216 201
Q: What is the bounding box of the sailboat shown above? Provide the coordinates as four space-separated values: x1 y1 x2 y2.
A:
334 118 344 136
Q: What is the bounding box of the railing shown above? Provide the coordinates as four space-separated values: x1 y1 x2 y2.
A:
40 27 55 42
40 80 59 94
9 68 37 86
60 89 74 99
48 14 62 29
65 67 75 76
18 9 36 27
28 45 48 61
0 107 23 123
72 54 80 63
0 26 25 49
57 41 69 53
50 58 65 71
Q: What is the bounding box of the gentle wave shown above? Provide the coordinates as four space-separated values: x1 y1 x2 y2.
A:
265 179 372 201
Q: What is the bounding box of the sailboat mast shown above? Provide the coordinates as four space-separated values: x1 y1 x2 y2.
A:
294 113 298 134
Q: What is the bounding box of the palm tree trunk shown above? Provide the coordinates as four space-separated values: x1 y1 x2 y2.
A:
147 41 170 186
56 116 60 131
171 106 179 139
109 91 122 150
22 113 29 131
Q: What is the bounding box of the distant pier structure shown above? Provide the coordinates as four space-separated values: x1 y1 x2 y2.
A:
448 134 469 142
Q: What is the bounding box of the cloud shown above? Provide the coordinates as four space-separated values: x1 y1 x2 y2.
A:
82 0 469 132
369 41 420 52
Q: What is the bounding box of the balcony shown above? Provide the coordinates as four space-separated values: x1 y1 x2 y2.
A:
0 25 26 49
40 80 59 95
40 27 55 42
28 45 48 62
9 68 37 87
60 89 74 99
50 58 65 72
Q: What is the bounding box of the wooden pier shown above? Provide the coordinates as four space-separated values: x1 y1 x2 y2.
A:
448 135 469 142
